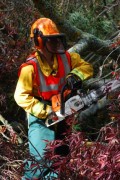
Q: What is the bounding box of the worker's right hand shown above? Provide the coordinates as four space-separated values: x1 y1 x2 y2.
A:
47 105 52 115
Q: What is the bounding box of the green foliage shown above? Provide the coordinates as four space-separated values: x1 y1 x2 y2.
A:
53 0 118 39
68 11 89 30
68 7 115 38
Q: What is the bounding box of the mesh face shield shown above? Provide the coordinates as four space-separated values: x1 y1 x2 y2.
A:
42 34 67 54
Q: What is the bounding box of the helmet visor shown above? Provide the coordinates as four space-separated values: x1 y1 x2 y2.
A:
43 34 67 54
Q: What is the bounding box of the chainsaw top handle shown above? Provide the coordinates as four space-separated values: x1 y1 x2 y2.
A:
60 84 68 115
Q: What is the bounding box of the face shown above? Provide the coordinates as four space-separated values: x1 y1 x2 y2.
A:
43 35 67 54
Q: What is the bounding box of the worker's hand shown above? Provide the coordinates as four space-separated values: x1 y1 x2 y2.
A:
66 74 82 89
46 105 52 116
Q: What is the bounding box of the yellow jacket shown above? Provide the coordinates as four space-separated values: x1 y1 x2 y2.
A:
14 52 93 119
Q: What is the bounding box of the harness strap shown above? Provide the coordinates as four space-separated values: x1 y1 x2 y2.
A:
35 96 52 110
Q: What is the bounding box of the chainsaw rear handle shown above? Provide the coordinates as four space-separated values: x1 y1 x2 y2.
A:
60 81 81 115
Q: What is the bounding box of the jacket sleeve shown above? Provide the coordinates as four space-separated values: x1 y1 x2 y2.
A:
14 65 51 119
69 52 93 80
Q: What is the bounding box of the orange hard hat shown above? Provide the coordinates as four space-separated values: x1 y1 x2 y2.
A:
30 18 60 37
30 18 60 49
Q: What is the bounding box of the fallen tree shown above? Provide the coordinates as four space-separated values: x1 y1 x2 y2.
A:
32 0 120 60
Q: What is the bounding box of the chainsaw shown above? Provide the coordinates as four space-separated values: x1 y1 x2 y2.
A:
46 78 120 127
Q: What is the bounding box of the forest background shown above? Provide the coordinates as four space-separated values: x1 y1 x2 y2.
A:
0 0 120 179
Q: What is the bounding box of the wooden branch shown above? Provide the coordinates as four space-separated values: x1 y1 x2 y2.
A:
0 114 23 144
68 32 120 60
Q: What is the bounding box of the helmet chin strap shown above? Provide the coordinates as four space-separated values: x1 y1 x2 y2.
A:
37 48 54 63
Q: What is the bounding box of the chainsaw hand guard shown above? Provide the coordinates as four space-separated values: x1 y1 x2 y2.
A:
66 74 82 90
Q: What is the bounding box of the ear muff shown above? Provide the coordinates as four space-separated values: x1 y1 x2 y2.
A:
33 28 43 49
37 36 43 49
